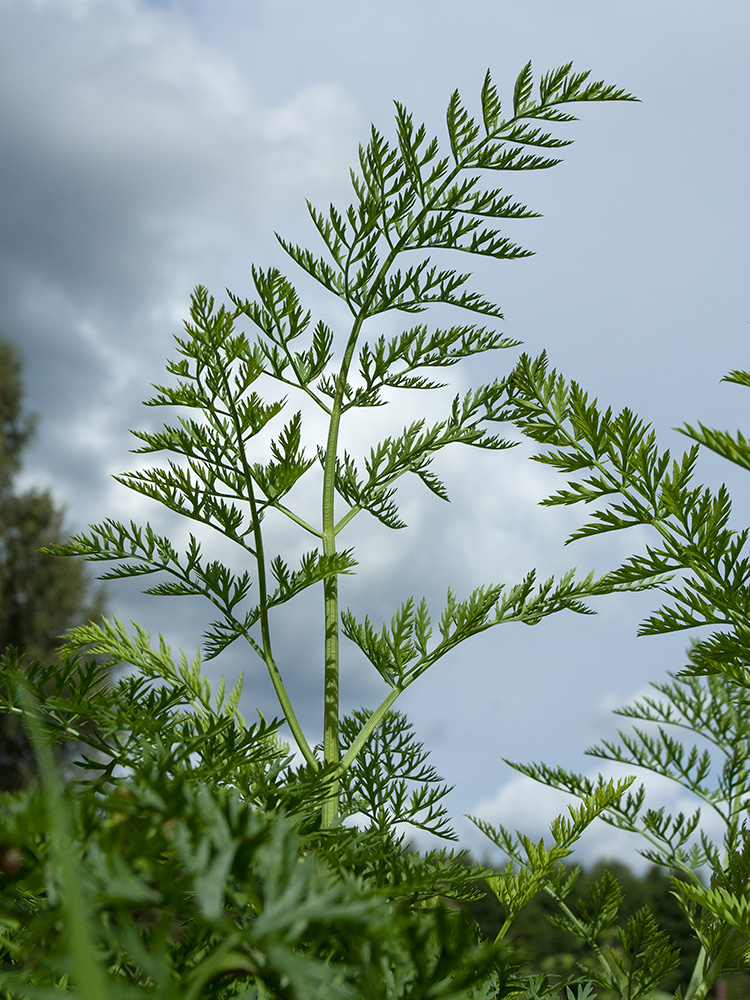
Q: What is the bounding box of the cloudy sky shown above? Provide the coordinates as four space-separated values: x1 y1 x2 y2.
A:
2 0 748 867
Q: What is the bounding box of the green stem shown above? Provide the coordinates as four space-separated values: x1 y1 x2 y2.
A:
273 501 323 537
338 686 402 774
684 932 740 1000
684 945 709 1000
264 646 318 769
220 366 318 770
320 314 366 827
317 104 560 825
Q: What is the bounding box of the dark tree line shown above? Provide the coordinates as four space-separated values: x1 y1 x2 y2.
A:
0 335 106 790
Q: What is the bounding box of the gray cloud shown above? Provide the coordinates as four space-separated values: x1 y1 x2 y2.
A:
2 0 748 867
2 0 362 503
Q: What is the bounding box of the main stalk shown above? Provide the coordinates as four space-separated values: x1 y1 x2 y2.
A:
319 319 365 828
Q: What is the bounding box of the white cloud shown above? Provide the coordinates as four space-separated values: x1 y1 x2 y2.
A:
1 0 364 522
1 0 362 295
464 757 725 874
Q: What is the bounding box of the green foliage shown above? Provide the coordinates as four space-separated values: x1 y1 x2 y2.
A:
507 351 750 686
0 649 505 999
473 779 634 933
0 62 646 998
466 861 703 998
497 354 750 996
46 63 637 831
338 708 457 841
5 55 750 1000
468 661 750 997
0 335 106 791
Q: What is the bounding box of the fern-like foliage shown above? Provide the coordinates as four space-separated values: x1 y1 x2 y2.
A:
492 656 750 997
337 708 456 841
476 344 750 994
45 65 637 824
0 666 505 999
501 346 750 993
507 351 750 687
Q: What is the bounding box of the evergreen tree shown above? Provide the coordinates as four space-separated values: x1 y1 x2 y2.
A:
0 335 106 790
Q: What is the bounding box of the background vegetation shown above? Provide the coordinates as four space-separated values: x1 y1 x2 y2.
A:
0 336 105 792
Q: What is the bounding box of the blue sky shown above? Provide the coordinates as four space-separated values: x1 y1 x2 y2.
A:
1 0 748 866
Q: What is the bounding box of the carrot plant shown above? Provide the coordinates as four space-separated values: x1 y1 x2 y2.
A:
486 354 750 998
4 58 747 1000
45 63 635 828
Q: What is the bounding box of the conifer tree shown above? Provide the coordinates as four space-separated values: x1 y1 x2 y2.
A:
0 335 105 789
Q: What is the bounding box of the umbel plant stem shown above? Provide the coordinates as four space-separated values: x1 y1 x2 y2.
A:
50 62 638 829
